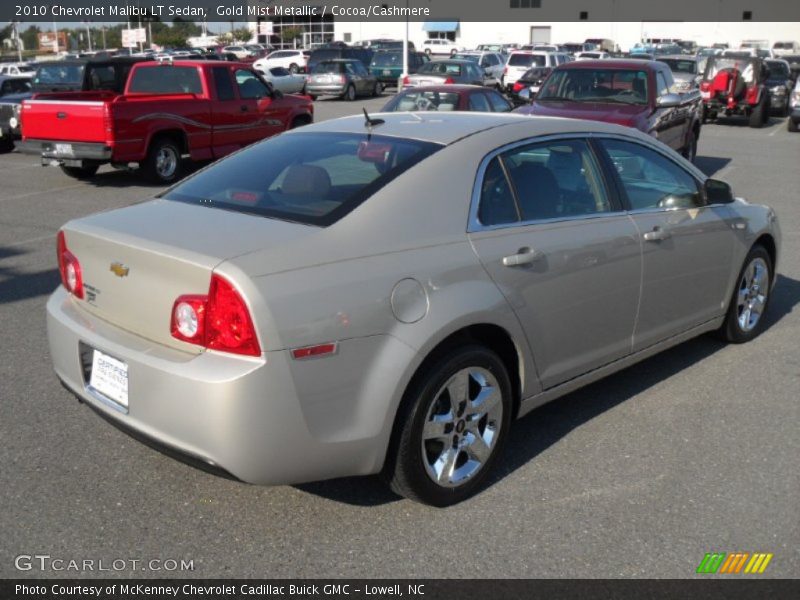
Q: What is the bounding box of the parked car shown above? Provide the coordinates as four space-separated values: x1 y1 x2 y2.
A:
576 51 610 61
254 50 310 74
475 43 506 54
360 39 414 51
585 38 616 53
657 55 706 91
223 46 256 60
380 85 512 113
0 76 32 151
763 59 794 115
697 47 722 59
421 38 464 56
772 41 800 58
306 47 374 74
700 56 770 127
369 51 428 88
563 42 597 55
306 59 380 100
402 60 493 88
783 54 800 81
508 67 552 104
1 57 149 153
451 52 506 83
516 59 704 161
18 61 313 183
788 77 800 131
258 66 307 95
503 51 571 92
47 112 780 506
0 63 36 78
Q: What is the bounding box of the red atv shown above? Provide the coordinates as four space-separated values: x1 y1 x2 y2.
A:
700 56 770 127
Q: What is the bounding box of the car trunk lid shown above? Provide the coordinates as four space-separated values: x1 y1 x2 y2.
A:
62 199 315 353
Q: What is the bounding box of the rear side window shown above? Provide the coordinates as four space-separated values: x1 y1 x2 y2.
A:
128 66 202 94
34 64 85 86
162 133 442 227
212 67 235 100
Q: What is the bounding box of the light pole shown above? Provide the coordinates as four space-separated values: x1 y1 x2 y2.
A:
401 0 409 89
12 22 22 62
85 21 93 52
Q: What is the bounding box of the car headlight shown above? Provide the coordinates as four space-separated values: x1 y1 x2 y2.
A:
791 91 800 107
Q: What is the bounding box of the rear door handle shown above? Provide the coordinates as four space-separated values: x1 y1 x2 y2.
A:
643 226 671 242
502 247 539 267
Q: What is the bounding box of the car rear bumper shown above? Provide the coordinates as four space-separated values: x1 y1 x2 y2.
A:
305 83 347 96
47 287 409 486
17 139 113 162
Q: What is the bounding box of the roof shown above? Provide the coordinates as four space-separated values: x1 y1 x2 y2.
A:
290 111 652 147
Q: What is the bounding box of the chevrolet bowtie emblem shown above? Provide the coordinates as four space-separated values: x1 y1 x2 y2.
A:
110 262 129 277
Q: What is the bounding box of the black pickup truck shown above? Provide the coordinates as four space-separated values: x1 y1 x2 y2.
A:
0 56 150 152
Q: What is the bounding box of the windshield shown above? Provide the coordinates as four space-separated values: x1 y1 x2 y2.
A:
537 69 650 104
162 133 442 227
659 59 697 74
418 62 463 76
508 54 546 68
766 61 790 78
34 64 84 86
383 90 461 112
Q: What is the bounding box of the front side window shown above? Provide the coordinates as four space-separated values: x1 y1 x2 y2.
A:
600 139 702 210
235 69 269 99
477 139 611 225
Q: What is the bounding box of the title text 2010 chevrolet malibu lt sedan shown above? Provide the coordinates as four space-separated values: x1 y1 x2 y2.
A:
48 113 780 506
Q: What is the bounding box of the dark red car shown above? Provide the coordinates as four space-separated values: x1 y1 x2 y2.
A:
515 59 703 161
380 84 512 113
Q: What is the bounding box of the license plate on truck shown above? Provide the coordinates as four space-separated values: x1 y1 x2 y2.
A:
54 143 73 156
89 349 129 408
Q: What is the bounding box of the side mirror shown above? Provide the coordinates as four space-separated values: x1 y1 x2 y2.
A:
518 87 533 103
656 93 681 107
704 178 734 204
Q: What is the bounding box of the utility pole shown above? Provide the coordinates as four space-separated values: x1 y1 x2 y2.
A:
101 25 107 50
13 22 23 62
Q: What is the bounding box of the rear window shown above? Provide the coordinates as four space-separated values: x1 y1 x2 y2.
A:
419 62 463 76
383 90 461 111
34 64 84 86
313 62 344 74
659 59 697 74
774 42 794 49
128 66 202 94
162 132 442 227
509 54 546 68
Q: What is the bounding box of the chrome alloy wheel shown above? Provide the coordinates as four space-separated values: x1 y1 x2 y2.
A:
737 257 769 332
421 367 503 488
155 146 178 179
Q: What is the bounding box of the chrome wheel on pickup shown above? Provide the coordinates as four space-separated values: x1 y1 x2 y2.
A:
142 137 182 184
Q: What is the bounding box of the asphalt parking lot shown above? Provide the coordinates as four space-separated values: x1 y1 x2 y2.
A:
0 94 798 579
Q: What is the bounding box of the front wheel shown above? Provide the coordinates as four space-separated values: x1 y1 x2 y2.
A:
749 97 766 128
343 84 356 101
141 137 182 184
372 81 381 97
681 130 697 162
384 345 513 506
718 245 773 343
789 118 799 133
59 164 99 180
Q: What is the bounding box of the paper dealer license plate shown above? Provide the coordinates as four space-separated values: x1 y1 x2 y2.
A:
90 349 129 408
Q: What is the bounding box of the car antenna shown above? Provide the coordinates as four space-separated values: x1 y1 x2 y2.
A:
363 108 385 130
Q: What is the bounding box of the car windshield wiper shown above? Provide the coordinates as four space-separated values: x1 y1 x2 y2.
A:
536 96 581 102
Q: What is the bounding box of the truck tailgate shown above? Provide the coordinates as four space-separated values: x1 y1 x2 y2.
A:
22 98 108 142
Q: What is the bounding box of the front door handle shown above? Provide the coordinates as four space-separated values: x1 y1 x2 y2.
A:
240 105 249 112
502 247 539 267
643 226 671 242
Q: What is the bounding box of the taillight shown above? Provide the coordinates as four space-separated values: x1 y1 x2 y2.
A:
700 81 710 91
56 230 84 299
503 67 508 74
513 81 524 93
170 274 261 357
340 75 346 84
443 77 454 84
402 75 410 85
103 103 113 142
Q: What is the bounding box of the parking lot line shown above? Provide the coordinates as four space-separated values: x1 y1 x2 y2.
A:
0 183 85 203
1 233 54 249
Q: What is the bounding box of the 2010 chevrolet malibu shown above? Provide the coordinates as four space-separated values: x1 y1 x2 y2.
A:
48 112 780 506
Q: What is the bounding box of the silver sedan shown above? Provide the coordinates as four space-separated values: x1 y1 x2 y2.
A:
47 113 780 506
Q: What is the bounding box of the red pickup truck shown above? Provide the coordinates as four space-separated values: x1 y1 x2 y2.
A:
18 60 313 183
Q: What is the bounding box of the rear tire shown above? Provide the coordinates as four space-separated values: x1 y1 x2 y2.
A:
681 130 697 162
718 245 773 343
141 137 182 184
0 137 14 153
59 165 99 180
383 345 513 506
749 96 766 128
789 118 799 132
